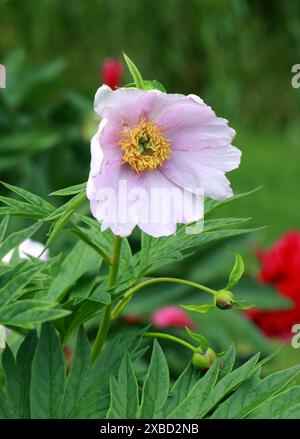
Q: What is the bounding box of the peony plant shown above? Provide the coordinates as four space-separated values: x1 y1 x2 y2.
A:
0 55 299 420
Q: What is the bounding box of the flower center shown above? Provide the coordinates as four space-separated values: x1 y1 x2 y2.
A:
119 116 171 173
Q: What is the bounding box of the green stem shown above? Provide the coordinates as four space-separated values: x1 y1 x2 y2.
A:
91 235 122 362
144 332 196 352
111 277 216 320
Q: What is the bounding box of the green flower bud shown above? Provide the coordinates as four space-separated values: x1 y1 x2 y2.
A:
216 290 234 310
192 347 217 369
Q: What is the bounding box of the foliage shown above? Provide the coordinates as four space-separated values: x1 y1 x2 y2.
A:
1 328 299 419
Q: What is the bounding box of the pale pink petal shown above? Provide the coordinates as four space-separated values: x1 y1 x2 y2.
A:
138 170 203 236
161 149 239 200
94 85 145 125
87 160 147 237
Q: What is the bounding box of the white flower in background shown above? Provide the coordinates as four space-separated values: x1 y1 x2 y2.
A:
1 238 48 264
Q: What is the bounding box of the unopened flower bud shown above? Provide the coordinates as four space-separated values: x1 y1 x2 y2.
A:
216 290 234 310
192 347 217 369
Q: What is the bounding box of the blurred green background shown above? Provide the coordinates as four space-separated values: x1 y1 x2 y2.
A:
0 0 300 372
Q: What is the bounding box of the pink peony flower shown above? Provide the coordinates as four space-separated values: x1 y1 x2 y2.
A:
87 85 241 237
2 239 48 263
152 306 195 329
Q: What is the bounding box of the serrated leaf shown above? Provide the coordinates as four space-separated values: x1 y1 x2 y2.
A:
163 363 202 416
0 216 9 244
139 340 169 419
61 299 105 340
197 352 260 418
2 331 37 418
246 386 300 419
279 402 300 419
218 344 236 378
0 260 46 306
168 360 219 419
0 300 70 328
30 323 66 418
123 53 144 89
70 224 111 264
50 183 87 197
0 181 54 215
60 327 91 418
69 329 147 418
204 187 262 215
0 222 42 261
107 353 139 419
211 364 300 419
226 252 244 290
44 191 86 222
181 304 215 314
47 241 102 301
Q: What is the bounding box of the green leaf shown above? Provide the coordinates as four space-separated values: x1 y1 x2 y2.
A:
163 363 202 416
204 217 251 232
0 260 46 306
47 241 102 301
226 252 244 290
0 300 70 329
70 223 111 264
30 323 66 418
44 191 86 222
2 331 37 418
50 183 87 197
246 386 300 419
69 329 147 418
137 226 263 276
139 340 169 419
181 304 215 314
123 53 144 89
0 181 54 215
106 353 139 419
61 299 105 340
204 186 263 215
185 328 208 352
60 327 91 418
143 80 166 92
234 300 255 310
0 216 9 244
218 344 236 378
197 353 261 418
0 198 46 219
211 364 300 419
279 402 300 419
168 360 219 419
0 222 42 261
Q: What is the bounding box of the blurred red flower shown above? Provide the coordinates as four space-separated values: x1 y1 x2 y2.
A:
151 306 195 329
248 231 300 340
102 59 123 89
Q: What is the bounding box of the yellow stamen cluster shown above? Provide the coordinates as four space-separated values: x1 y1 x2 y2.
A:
119 116 171 173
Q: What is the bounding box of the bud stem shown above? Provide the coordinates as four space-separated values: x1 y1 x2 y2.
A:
111 277 216 320
144 332 197 352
